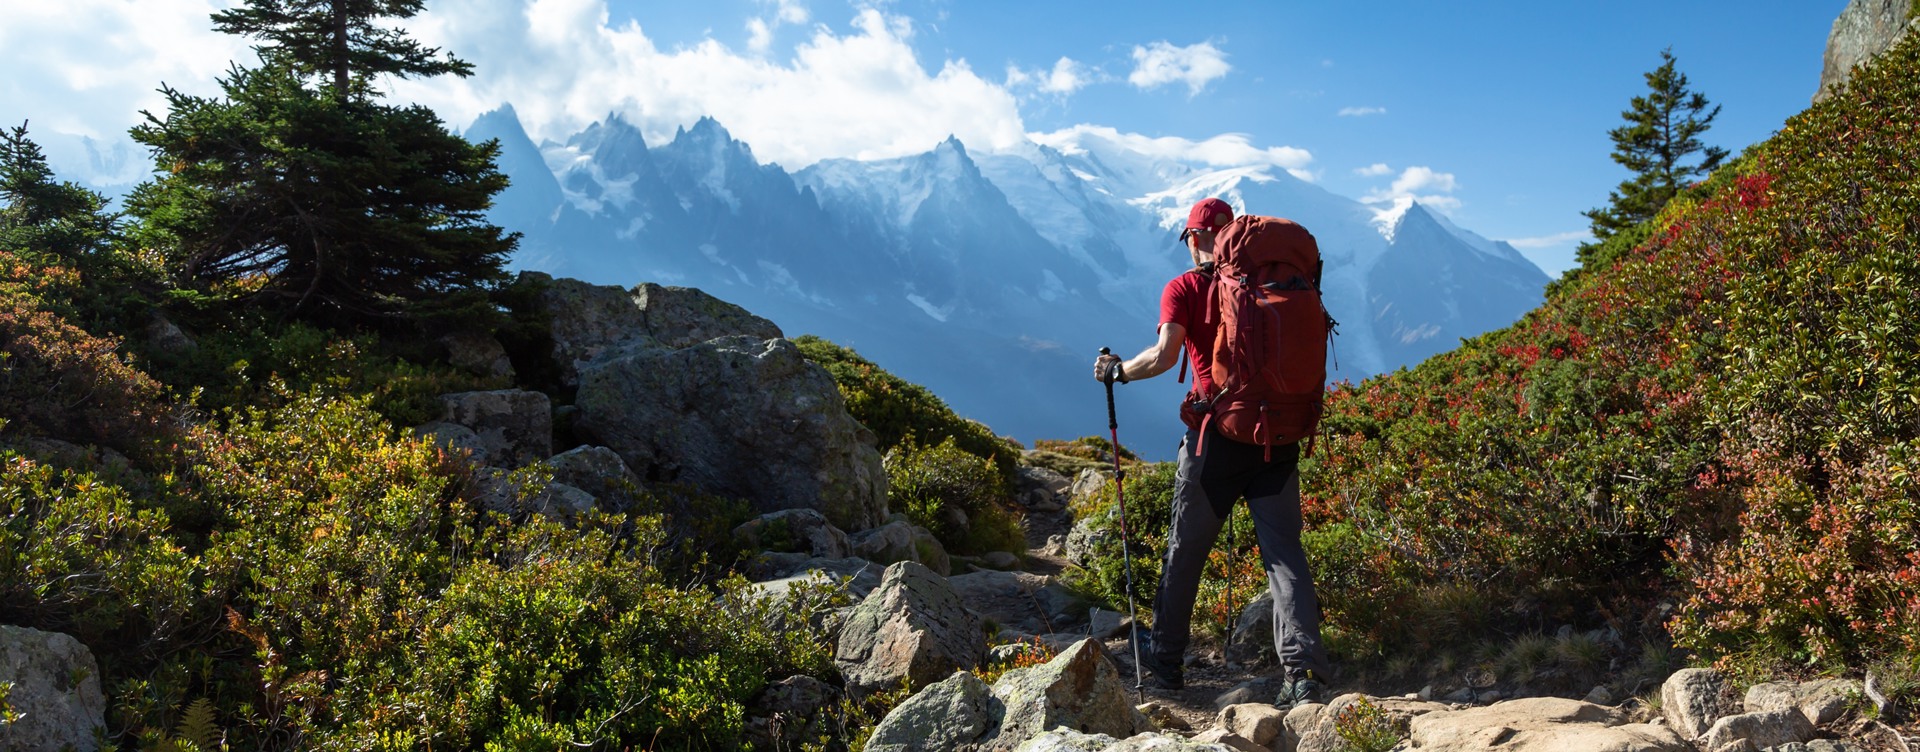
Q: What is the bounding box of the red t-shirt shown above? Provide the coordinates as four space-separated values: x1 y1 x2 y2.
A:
1159 269 1216 398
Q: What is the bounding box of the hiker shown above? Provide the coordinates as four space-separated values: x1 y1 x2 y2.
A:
1092 197 1332 708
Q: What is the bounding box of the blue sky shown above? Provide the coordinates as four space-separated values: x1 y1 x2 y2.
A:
1 1 1847 275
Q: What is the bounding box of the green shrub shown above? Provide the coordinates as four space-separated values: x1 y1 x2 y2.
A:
794 334 1019 487
886 435 1023 555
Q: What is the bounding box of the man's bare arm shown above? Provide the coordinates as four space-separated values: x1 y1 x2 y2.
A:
1093 322 1186 382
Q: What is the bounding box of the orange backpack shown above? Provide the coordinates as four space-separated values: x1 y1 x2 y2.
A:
1199 215 1332 459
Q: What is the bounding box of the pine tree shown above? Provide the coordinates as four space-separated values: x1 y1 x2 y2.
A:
1582 49 1730 253
129 1 514 324
1 122 145 325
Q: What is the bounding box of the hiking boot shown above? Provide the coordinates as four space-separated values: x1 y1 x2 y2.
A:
1128 629 1183 690
1139 650 1184 690
1274 671 1325 709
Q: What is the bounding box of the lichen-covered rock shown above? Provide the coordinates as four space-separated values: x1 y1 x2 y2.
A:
1819 0 1915 101
851 519 951 575
575 335 886 531
835 562 986 698
865 670 1003 752
734 508 852 559
547 445 646 513
1746 678 1859 728
989 639 1152 751
0 625 105 752
1661 668 1740 739
520 272 784 386
1015 465 1071 512
439 331 514 379
437 389 552 468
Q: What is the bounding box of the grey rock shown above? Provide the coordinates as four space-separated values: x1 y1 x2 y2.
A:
865 670 1003 752
734 508 852 559
835 562 986 698
438 390 553 468
1661 667 1740 738
1818 0 1915 101
1227 590 1276 666
1064 516 1111 569
1088 609 1130 639
143 314 196 356
0 625 106 752
1408 697 1688 752
471 468 595 518
1792 678 1857 727
631 281 783 350
414 421 484 459
982 551 1023 571
990 642 1049 665
1215 676 1283 710
547 445 646 513
439 331 514 379
852 521 917 562
1218 702 1288 748
745 555 884 601
520 273 784 387
1013 729 1236 752
744 675 838 751
1585 684 1617 706
1700 708 1814 752
1711 740 1757 752
1282 703 1324 752
1067 468 1110 505
913 525 952 576
1015 465 1071 512
989 639 1153 751
575 335 886 531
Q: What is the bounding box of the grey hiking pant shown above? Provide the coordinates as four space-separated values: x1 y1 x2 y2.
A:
1148 427 1331 680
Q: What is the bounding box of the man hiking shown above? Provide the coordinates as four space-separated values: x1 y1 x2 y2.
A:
1092 197 1332 708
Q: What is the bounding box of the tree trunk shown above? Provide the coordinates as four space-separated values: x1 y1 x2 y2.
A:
332 0 350 102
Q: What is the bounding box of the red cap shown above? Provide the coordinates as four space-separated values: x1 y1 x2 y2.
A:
1184 197 1234 233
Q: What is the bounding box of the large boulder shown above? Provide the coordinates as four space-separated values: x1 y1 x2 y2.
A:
865 670 1003 752
835 561 986 697
0 626 106 752
1661 668 1740 739
1217 703 1288 749
575 335 887 531
734 508 852 559
852 519 952 576
989 639 1152 751
1407 697 1688 752
433 390 553 468
949 570 1078 636
1744 678 1858 727
1818 0 1916 101
521 272 784 386
439 331 514 379
1296 694 1449 752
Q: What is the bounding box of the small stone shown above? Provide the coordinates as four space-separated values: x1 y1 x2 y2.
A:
1138 701 1191 731
1190 728 1264 751
981 551 1022 571
1218 702 1287 747
1584 684 1616 706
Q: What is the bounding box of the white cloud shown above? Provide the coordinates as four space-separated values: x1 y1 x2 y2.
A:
1127 41 1230 95
389 0 1027 169
1503 230 1591 249
1354 163 1391 177
1338 106 1386 117
1032 124 1313 180
1008 57 1090 95
1362 165 1461 212
746 0 809 54
0 0 254 181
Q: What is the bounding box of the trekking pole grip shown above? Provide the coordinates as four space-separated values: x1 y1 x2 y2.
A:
1099 347 1119 430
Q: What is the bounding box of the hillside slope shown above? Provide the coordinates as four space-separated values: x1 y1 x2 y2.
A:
1303 27 1920 671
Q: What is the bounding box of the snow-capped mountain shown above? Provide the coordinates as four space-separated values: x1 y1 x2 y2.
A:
467 106 1548 456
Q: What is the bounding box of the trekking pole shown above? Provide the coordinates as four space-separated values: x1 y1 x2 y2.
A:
1099 347 1146 703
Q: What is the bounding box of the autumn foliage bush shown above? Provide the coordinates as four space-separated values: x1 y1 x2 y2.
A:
1304 31 1920 671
